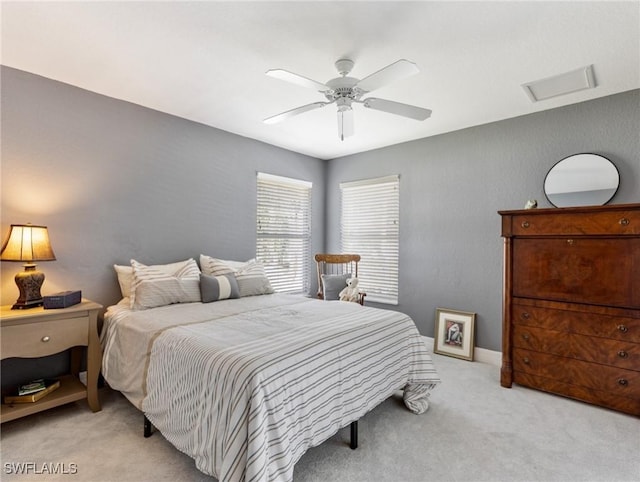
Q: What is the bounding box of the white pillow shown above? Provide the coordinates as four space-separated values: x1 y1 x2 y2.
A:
114 259 196 299
129 258 201 310
114 264 134 298
199 255 274 297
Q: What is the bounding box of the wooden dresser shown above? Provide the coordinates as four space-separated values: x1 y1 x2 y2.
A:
499 203 639 416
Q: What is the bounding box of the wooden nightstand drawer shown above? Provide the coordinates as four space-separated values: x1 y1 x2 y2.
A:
1 315 88 359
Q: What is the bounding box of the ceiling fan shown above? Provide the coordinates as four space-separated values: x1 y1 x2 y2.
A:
264 58 432 141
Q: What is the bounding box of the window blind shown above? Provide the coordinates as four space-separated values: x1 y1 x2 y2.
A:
340 175 399 305
256 172 312 293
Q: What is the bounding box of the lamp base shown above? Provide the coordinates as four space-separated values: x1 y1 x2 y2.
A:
12 299 44 310
12 265 45 310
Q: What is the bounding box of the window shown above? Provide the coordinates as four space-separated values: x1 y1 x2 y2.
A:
340 175 399 305
256 172 312 293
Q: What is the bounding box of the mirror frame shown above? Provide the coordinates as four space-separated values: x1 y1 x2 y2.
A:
543 153 620 208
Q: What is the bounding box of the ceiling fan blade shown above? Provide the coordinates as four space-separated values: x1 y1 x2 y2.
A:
362 97 432 121
263 102 330 124
337 108 354 141
266 69 332 93
355 59 420 93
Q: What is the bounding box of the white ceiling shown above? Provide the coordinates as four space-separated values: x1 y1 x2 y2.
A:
2 1 639 160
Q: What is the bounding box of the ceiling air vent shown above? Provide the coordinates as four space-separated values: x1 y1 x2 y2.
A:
522 65 596 102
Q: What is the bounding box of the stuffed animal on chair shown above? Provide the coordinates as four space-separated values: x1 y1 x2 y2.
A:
339 277 360 303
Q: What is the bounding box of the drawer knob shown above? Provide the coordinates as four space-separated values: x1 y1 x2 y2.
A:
566 239 574 245
617 350 629 359
522 333 530 341
617 378 628 387
521 312 530 320
41 336 51 343
521 221 530 229
523 357 530 365
617 324 628 333
619 218 630 226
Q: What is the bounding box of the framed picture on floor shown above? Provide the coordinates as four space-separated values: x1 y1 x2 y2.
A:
433 308 476 361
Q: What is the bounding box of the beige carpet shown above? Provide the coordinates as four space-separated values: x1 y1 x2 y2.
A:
1 354 638 481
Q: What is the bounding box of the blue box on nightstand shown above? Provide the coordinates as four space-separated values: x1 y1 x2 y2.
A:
43 290 82 309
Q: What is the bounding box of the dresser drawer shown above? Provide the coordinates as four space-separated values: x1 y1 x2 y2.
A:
513 372 640 416
1 315 88 359
571 333 639 370
513 238 640 308
513 303 570 332
513 325 639 370
508 208 640 236
512 302 640 343
513 324 568 354
513 348 640 399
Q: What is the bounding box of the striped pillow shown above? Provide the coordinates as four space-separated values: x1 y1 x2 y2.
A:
114 259 196 299
130 258 201 310
199 255 246 276
199 255 274 297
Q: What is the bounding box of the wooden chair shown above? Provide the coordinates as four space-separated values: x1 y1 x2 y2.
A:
315 253 366 305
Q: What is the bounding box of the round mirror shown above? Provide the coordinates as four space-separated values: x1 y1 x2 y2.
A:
544 153 619 207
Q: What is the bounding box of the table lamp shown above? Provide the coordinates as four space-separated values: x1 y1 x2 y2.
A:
1 224 56 309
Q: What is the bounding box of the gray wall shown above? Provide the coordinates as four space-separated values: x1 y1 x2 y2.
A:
326 90 640 352
0 66 326 309
2 65 638 357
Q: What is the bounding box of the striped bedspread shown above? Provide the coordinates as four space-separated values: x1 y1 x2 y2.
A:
101 294 440 482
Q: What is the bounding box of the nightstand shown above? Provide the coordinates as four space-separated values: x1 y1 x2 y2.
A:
0 299 103 423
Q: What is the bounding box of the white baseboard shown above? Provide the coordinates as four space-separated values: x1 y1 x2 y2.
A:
422 336 502 367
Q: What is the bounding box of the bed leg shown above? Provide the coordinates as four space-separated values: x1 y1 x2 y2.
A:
144 415 154 438
350 421 358 450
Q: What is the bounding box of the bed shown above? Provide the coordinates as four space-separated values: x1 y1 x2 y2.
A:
101 258 440 482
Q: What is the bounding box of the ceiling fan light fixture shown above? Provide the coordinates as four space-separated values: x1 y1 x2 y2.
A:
336 97 353 110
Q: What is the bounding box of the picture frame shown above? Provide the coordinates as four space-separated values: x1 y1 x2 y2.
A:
433 308 476 361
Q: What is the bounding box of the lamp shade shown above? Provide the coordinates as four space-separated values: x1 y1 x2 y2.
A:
1 224 56 262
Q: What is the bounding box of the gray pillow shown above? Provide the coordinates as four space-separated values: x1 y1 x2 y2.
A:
321 273 351 301
200 273 240 303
